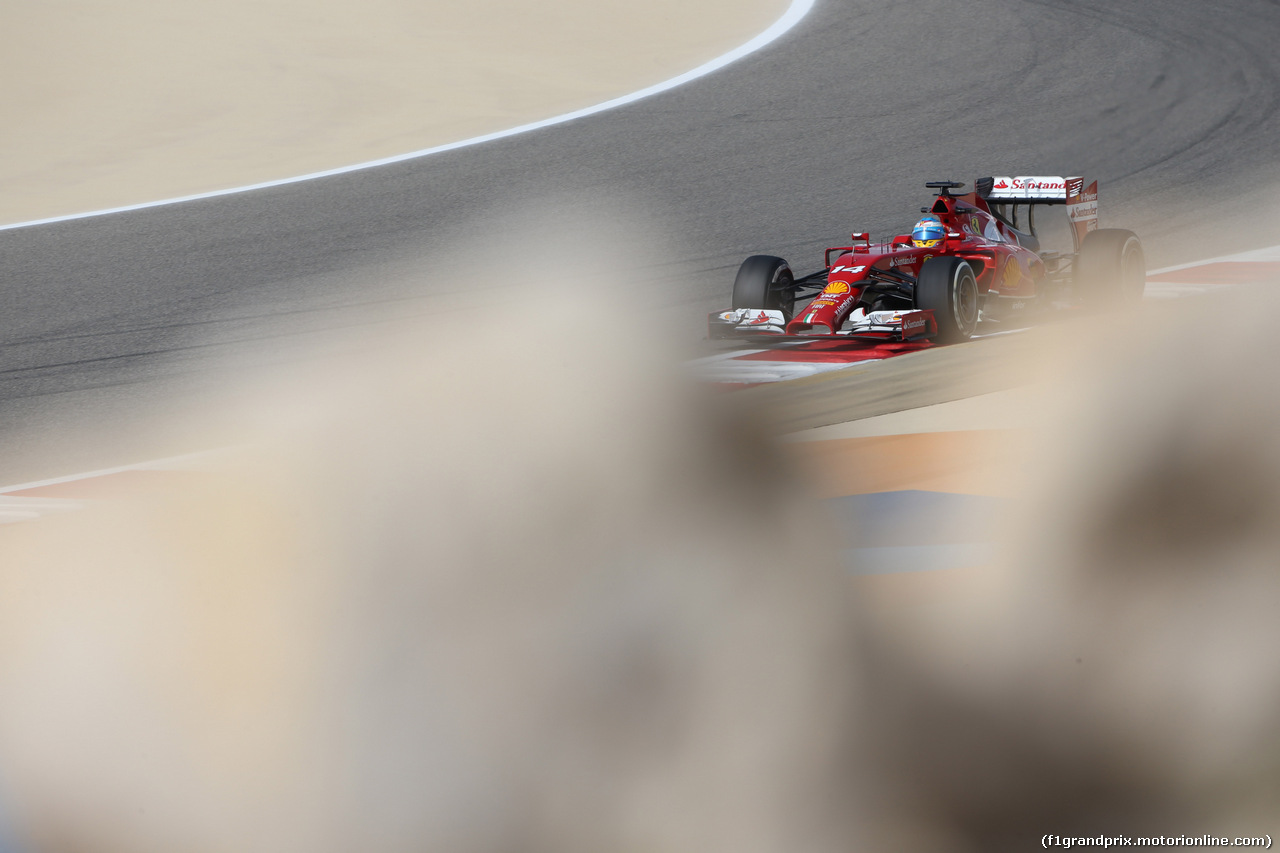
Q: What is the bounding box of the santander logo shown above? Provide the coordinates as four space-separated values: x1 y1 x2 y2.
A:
989 176 1070 199
1009 178 1065 190
901 312 929 336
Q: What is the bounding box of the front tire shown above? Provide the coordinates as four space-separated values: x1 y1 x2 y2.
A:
915 256 979 343
1076 229 1145 306
732 255 796 320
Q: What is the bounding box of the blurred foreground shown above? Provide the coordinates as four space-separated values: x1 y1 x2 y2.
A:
0 270 1277 851
0 285 857 853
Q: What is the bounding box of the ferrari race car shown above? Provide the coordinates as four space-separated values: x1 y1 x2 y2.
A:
709 177 1145 343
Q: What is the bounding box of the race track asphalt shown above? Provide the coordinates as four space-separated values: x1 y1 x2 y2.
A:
2 0 1279 479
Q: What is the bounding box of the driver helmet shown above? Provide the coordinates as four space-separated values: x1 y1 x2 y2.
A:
911 215 946 248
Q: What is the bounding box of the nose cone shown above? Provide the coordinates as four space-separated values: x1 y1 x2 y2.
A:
786 280 856 335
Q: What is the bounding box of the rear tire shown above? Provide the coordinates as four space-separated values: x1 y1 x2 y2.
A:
1076 229 1145 306
732 255 795 320
914 256 979 343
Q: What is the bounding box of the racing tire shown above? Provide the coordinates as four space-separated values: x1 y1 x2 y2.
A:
732 255 796 320
914 256 979 344
1076 229 1145 307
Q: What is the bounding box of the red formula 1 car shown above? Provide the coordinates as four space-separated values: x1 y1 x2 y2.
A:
709 177 1145 343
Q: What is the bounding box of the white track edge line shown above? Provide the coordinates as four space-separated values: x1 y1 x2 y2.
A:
0 0 816 234
0 451 223 495
1148 243 1280 275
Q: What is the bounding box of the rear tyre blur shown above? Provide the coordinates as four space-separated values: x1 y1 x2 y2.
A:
732 255 795 320
914 256 979 343
1077 229 1145 306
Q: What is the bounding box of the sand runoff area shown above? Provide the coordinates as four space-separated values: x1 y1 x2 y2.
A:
0 0 788 226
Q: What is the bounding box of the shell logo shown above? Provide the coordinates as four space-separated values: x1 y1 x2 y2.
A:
1003 258 1021 286
823 281 851 295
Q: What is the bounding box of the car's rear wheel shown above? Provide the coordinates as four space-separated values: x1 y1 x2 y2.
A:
732 255 796 320
914 256 979 343
1076 229 1145 306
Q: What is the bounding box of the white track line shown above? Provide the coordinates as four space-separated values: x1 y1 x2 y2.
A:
1148 244 1280 275
0 2 818 504
0 451 221 496
0 0 816 234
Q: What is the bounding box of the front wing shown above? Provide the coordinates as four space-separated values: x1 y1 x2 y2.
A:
708 308 937 341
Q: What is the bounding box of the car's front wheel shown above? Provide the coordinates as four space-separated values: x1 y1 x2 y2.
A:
732 255 796 320
914 256 979 343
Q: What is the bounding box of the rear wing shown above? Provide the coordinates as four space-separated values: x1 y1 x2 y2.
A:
976 176 1099 251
